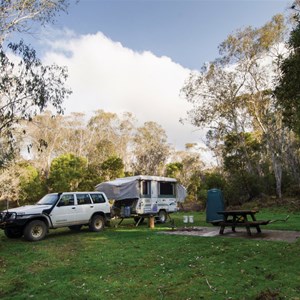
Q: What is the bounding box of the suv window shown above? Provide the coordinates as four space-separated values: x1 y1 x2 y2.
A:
58 194 75 206
90 193 106 204
76 194 92 205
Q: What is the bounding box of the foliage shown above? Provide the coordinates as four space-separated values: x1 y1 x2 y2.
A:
0 41 71 167
132 121 170 175
222 132 266 201
193 170 227 204
0 0 72 167
100 155 124 181
48 153 87 192
275 4 300 135
165 162 183 179
223 132 261 174
0 163 23 205
182 14 292 199
0 161 45 205
0 0 71 43
87 110 135 169
24 111 67 176
19 164 47 205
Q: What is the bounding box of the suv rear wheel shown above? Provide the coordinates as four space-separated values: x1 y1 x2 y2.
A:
89 215 105 232
24 220 47 242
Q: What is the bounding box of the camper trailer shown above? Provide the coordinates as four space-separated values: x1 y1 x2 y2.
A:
95 175 186 223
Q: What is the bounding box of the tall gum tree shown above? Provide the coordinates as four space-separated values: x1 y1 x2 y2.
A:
275 1 300 134
0 0 72 167
132 121 170 175
0 0 71 43
182 15 289 198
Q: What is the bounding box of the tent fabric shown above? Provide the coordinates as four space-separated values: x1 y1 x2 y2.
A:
95 178 139 200
95 175 186 201
176 184 187 203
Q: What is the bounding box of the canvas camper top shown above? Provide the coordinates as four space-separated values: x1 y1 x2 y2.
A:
95 175 186 201
98 175 177 185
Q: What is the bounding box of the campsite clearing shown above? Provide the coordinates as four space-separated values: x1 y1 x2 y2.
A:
0 211 299 300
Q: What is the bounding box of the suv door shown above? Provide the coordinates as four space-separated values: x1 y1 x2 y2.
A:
50 194 75 227
75 193 94 224
90 193 110 212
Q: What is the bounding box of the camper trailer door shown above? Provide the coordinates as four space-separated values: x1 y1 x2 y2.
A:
150 180 158 213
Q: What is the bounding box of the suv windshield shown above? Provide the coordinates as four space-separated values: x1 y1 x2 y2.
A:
37 194 59 205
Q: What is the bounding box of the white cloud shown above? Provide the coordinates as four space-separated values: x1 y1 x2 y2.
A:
41 30 207 151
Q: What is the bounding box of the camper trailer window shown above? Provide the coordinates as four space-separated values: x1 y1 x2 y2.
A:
141 180 151 197
159 182 175 197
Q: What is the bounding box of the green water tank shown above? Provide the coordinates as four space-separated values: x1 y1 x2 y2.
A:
206 189 225 224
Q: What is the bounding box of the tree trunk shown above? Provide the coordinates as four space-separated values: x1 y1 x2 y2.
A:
272 153 282 199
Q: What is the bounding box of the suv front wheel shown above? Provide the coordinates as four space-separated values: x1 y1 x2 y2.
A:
24 220 47 242
4 227 23 239
89 215 105 232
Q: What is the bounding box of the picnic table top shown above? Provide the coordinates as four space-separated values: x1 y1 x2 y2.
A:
217 210 259 215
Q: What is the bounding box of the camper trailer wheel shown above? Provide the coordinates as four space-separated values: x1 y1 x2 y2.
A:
158 210 167 223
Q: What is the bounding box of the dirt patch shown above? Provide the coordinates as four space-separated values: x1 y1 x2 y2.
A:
160 226 300 243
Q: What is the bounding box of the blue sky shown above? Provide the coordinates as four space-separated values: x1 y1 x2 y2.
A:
32 0 293 160
53 0 292 69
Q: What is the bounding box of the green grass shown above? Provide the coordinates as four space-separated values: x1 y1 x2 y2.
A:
0 211 300 300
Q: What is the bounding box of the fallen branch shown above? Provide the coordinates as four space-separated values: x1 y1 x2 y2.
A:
205 278 216 292
269 215 290 224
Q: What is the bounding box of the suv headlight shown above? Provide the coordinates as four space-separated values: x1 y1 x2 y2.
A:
0 212 17 221
9 213 17 220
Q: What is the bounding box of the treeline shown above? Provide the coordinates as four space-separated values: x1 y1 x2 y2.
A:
1 106 300 208
2 1 300 208
0 110 213 206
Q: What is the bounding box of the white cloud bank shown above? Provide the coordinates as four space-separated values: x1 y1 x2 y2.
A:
42 30 206 151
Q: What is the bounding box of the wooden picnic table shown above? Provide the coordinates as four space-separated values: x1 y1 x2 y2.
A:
217 210 270 236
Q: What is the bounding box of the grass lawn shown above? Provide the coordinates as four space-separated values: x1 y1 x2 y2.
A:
0 210 300 300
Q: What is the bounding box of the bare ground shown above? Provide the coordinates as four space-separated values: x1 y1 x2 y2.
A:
160 226 300 243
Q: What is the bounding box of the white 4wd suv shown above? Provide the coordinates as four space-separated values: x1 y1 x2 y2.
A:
0 192 111 241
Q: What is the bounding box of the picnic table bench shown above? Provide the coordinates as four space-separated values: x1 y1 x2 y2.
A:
217 210 270 236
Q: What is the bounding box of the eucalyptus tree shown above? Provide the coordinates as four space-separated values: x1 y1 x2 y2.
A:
275 1 300 135
0 0 72 167
0 42 71 167
24 111 67 176
100 156 125 181
48 153 88 192
132 121 170 175
167 144 204 201
60 112 89 157
182 15 288 198
0 0 71 43
0 161 45 205
87 110 136 169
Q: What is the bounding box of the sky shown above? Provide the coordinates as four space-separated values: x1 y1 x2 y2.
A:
29 0 293 160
